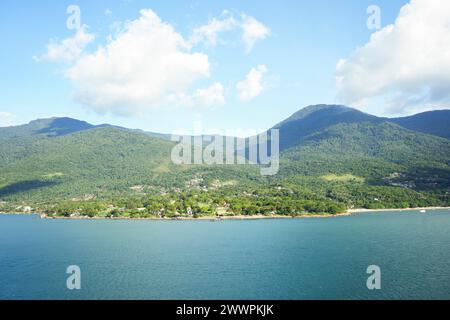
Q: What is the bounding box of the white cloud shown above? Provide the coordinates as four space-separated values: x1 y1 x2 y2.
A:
40 9 270 115
193 82 226 107
236 65 268 101
64 9 211 115
191 10 238 46
336 0 450 116
191 11 270 52
40 26 95 62
241 14 270 52
169 82 226 108
0 112 14 127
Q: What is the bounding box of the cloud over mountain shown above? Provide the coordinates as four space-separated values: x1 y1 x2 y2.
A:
0 112 15 127
336 0 450 116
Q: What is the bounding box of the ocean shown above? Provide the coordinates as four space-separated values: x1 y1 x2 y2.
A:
1 210 449 299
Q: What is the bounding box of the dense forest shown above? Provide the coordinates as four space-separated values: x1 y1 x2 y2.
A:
1 105 449 218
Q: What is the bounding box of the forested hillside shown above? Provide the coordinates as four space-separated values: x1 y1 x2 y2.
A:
1 105 449 218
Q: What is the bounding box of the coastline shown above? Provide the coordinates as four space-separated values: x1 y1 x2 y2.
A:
1 206 450 221
347 206 450 214
38 212 352 221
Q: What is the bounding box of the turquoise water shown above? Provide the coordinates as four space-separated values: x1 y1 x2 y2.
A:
0 210 449 300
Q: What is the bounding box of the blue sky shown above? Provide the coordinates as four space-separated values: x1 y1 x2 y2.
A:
1 0 439 134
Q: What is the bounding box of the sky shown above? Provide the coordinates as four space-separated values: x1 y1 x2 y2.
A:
0 0 448 134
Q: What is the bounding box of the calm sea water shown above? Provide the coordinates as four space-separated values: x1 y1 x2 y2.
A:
0 210 449 300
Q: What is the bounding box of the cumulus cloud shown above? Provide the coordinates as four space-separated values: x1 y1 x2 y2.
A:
193 82 226 107
191 10 238 46
40 9 270 115
236 65 268 101
40 26 95 62
241 14 270 52
0 112 14 127
169 82 226 108
64 9 211 115
336 0 450 116
191 11 270 52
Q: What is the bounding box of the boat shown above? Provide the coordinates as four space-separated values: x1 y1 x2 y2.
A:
420 209 426 213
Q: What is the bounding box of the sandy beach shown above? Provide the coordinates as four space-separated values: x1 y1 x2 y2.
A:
34 212 351 221
3 206 450 221
1 211 352 220
347 207 450 214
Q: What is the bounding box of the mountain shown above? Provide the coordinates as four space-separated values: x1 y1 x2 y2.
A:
0 117 95 139
0 105 449 215
390 110 450 139
273 105 449 163
0 127 176 200
273 105 381 151
270 105 450 193
0 117 171 140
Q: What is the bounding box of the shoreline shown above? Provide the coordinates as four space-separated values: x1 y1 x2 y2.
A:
1 206 449 221
41 212 352 221
347 206 450 214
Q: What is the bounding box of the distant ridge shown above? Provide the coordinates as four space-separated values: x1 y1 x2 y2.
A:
390 110 450 139
1 105 449 141
0 117 94 138
0 117 171 140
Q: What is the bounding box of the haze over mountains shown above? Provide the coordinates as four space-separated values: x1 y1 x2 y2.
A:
0 105 449 209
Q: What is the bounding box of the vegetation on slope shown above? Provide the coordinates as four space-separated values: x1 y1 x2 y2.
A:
1 105 449 218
